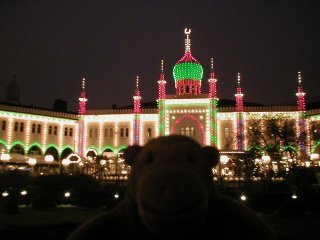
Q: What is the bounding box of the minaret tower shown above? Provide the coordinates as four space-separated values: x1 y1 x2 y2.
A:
296 71 307 160
173 28 203 95
157 60 167 136
208 58 218 146
133 76 142 145
78 78 87 115
77 77 87 157
235 73 245 150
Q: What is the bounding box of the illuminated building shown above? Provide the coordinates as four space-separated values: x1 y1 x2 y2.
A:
0 28 320 172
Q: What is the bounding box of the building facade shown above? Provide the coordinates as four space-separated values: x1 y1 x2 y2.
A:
1 29 320 173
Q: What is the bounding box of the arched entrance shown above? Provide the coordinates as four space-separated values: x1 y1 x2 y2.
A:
45 146 59 161
170 114 205 145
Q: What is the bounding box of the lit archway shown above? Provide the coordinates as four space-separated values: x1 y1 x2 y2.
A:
170 114 205 145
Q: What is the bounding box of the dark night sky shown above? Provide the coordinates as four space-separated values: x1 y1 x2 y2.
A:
1 0 319 112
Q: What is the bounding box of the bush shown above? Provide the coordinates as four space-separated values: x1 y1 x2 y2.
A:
0 170 33 189
32 193 57 209
33 173 102 207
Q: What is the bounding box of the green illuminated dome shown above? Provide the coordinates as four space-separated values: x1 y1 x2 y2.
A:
173 52 203 82
173 29 203 83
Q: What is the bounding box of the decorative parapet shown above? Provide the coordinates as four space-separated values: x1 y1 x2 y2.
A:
86 108 157 115
0 104 77 120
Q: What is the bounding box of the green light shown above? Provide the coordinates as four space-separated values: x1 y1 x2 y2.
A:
173 62 203 82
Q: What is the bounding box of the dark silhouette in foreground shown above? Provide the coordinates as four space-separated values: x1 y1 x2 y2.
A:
68 135 279 240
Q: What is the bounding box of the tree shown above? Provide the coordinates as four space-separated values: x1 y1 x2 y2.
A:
246 115 297 161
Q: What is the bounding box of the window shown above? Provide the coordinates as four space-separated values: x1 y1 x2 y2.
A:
69 128 73 137
14 122 18 132
125 128 129 137
64 127 68 136
2 120 6 131
48 126 52 135
32 124 36 133
147 128 152 138
104 128 108 137
37 124 41 134
109 128 113 137
89 129 93 138
181 126 194 137
54 126 57 135
180 127 185 136
190 127 195 137
224 127 229 137
120 128 124 138
94 128 98 138
20 122 24 132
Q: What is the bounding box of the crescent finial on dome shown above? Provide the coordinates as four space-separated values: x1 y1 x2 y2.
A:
184 28 191 52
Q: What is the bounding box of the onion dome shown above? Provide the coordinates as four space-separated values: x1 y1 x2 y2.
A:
173 29 203 95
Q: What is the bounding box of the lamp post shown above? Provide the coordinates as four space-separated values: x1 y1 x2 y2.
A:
61 158 71 174
0 153 10 171
44 154 54 174
27 158 37 175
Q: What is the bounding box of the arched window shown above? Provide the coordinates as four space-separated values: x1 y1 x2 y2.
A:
104 128 108 137
48 125 52 135
69 128 73 137
20 122 24 132
147 128 152 138
109 128 113 137
180 127 185 136
37 124 41 134
64 127 68 136
120 128 124 138
125 128 129 137
186 127 190 136
89 129 93 138
54 126 58 135
32 124 36 133
1 120 6 131
191 85 195 94
190 127 195 137
14 122 18 132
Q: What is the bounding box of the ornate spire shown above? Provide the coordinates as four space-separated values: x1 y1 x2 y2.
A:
133 75 142 144
78 77 87 115
133 75 141 113
208 58 218 99
82 77 86 91
235 73 244 112
158 59 167 99
235 72 245 150
135 75 141 96
296 71 306 111
184 28 191 52
210 58 215 79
